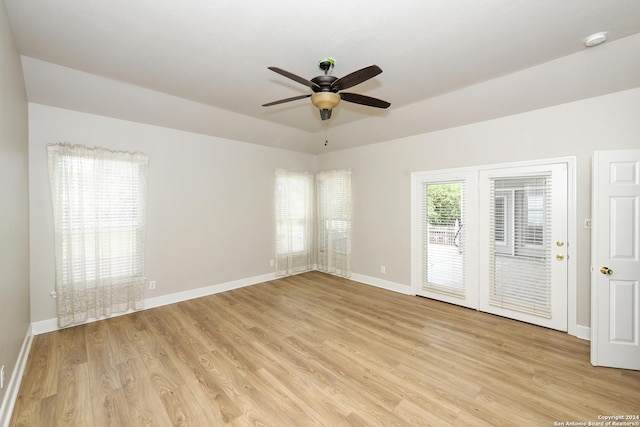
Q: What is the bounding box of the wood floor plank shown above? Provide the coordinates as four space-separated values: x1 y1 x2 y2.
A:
55 363 92 426
393 397 456 427
10 395 57 427
107 317 176 426
55 325 88 367
139 310 241 426
84 321 136 427
10 271 640 426
14 333 59 402
143 304 242 424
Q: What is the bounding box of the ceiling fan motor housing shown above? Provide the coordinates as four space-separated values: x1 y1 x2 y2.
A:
310 75 339 93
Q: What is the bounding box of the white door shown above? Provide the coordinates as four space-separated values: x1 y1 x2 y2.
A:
591 150 640 370
479 163 568 331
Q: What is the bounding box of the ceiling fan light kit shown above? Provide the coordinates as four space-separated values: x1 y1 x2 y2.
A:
311 92 340 110
262 58 390 121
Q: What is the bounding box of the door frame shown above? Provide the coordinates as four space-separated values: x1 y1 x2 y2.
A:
411 156 578 336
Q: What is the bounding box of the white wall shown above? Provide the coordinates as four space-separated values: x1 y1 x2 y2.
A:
0 0 30 411
25 85 640 331
28 104 316 323
316 87 640 329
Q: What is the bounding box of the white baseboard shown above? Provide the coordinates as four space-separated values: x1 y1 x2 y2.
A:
31 317 59 335
350 273 412 295
574 325 591 341
31 272 277 335
143 272 276 310
0 325 33 427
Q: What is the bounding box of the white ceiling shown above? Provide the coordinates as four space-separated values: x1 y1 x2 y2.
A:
5 0 640 154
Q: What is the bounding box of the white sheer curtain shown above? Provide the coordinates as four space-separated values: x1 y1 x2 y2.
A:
316 169 352 277
47 143 149 327
274 169 314 276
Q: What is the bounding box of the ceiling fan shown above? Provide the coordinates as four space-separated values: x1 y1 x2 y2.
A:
262 58 390 120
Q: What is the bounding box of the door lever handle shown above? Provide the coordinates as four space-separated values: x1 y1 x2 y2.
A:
599 266 613 275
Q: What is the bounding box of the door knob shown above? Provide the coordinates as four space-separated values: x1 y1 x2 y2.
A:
556 241 564 247
599 266 613 275
556 254 564 260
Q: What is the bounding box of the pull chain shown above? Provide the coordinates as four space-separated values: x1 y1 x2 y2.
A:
324 122 329 147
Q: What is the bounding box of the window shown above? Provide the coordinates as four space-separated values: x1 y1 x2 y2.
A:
493 177 547 258
316 170 352 277
522 184 545 247
48 143 149 327
274 169 314 276
274 169 352 278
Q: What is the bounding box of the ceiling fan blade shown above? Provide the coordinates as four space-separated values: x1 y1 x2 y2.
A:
340 92 390 109
267 67 320 90
331 65 383 91
262 94 311 107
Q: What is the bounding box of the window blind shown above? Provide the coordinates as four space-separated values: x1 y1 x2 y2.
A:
274 169 314 276
316 169 352 277
489 175 552 317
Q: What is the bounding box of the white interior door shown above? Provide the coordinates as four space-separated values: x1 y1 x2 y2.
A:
591 150 640 370
479 163 568 331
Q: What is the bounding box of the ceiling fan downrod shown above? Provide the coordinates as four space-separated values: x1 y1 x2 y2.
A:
317 57 335 74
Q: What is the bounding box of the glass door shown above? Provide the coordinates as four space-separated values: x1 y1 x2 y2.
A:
479 163 568 331
412 171 478 309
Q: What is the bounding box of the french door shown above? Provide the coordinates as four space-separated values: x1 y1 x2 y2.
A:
479 163 568 331
412 160 569 331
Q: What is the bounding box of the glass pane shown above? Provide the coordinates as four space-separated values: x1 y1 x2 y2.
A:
490 176 551 317
423 182 465 297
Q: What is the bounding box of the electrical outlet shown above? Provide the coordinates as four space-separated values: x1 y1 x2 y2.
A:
148 280 156 290
1 365 4 389
269 259 274 267
381 266 386 274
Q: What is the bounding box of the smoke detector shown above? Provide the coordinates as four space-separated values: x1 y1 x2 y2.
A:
584 32 608 47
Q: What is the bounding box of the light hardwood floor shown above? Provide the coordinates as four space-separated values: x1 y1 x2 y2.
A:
10 271 640 426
